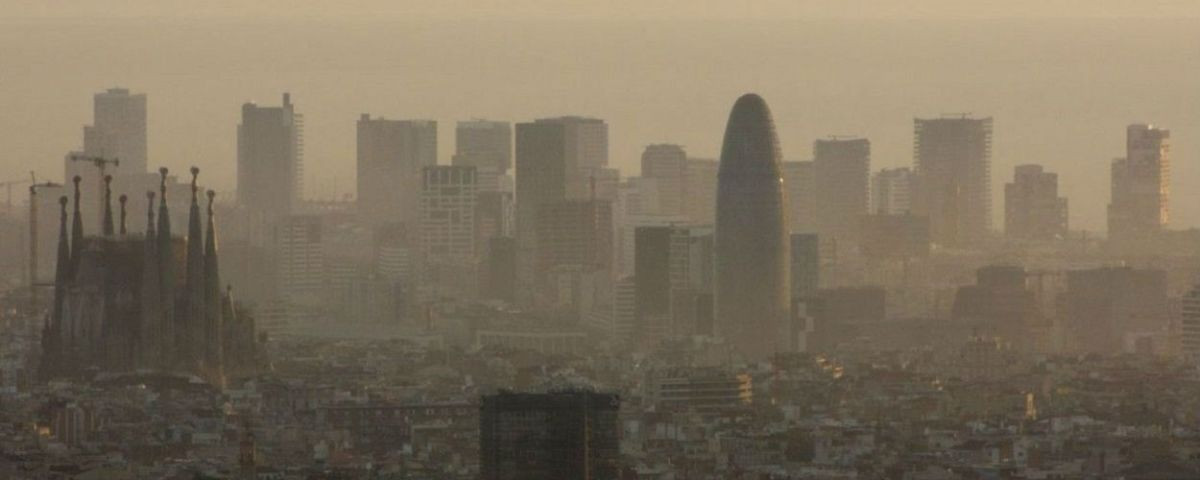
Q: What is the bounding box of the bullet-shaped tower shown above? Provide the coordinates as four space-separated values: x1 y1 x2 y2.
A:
714 94 791 360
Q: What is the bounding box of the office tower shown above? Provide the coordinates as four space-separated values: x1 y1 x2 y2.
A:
83 87 147 175
480 391 620 480
420 166 477 264
275 215 323 306
1004 164 1068 241
357 115 437 226
454 119 512 173
1063 267 1169 354
475 191 513 256
419 166 477 298
684 158 718 225
814 137 870 244
482 237 517 303
714 94 791 359
913 115 992 247
1183 284 1200 363
790 233 819 300
782 161 816 233
545 116 608 170
641 144 688 215
1108 124 1170 242
635 226 672 341
238 93 303 220
536 200 612 273
536 116 609 199
871 167 913 215
952 266 1038 345
515 121 568 302
514 116 608 302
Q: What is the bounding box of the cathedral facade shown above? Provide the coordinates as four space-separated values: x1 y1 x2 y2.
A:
40 168 259 386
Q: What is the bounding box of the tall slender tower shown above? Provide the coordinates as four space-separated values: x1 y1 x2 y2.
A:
204 190 224 383
157 168 176 367
140 191 161 368
714 94 790 360
184 167 205 371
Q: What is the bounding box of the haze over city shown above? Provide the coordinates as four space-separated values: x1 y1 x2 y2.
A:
3 5 1199 229
4 2 1200 479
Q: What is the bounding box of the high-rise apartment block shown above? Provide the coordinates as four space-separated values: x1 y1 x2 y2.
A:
1108 124 1169 242
238 93 303 220
871 167 913 215
814 137 870 244
913 116 992 247
1004 164 1067 241
357 115 437 226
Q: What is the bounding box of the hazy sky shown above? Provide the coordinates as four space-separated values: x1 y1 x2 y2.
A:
1 5 1198 230
8 1 1200 20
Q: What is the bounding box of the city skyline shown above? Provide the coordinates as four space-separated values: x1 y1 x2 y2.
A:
2 17 1198 231
6 5 1200 478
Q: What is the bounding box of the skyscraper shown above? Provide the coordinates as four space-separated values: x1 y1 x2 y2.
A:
814 137 870 244
790 233 820 301
683 158 718 225
640 144 688 216
871 167 913 215
1004 164 1068 241
513 116 609 303
237 93 303 220
356 115 437 225
782 160 816 233
1108 124 1169 242
275 214 323 306
515 121 567 303
83 87 147 175
480 391 620 480
420 166 478 264
535 116 609 199
913 115 992 247
454 119 512 173
714 94 791 359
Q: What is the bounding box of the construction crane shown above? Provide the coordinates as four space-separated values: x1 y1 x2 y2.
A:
68 154 119 230
29 180 63 310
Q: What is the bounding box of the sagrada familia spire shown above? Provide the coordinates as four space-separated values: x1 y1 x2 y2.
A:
39 167 259 386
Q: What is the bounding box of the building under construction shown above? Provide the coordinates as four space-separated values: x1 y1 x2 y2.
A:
39 168 260 386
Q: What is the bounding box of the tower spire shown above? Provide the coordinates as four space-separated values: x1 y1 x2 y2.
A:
102 175 114 236
43 196 71 379
204 189 224 384
140 190 161 368
70 175 83 271
157 167 177 368
184 166 205 372
118 194 128 235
